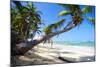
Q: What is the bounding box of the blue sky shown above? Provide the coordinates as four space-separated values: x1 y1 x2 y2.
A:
33 2 95 42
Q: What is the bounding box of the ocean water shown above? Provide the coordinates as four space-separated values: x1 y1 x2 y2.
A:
54 41 95 47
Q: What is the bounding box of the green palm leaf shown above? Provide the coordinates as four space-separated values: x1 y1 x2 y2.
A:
82 6 92 14
58 10 71 16
44 19 65 35
86 17 95 24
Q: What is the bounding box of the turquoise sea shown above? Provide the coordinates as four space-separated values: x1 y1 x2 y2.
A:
54 41 95 47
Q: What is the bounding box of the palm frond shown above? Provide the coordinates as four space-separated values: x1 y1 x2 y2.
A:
44 19 65 35
81 6 92 14
58 10 71 16
13 1 23 14
86 17 95 24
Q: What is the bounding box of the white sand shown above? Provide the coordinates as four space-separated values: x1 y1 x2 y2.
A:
12 43 95 66
34 43 95 62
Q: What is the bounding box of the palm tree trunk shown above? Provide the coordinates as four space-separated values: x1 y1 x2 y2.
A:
14 23 76 55
35 24 76 45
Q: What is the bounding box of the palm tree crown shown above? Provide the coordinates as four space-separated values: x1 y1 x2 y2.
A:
11 1 42 42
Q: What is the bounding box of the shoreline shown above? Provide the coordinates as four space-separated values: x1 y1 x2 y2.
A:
40 43 95 55
36 43 95 62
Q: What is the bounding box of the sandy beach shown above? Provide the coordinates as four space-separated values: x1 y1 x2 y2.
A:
37 43 95 62
11 43 95 66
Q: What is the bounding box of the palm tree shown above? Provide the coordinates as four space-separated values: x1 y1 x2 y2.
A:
11 1 42 41
11 1 95 55
42 4 95 44
11 1 42 55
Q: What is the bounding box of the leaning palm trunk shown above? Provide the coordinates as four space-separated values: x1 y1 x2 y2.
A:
15 23 76 55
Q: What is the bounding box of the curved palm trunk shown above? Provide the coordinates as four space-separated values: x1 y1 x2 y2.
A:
36 24 76 44
13 24 76 56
